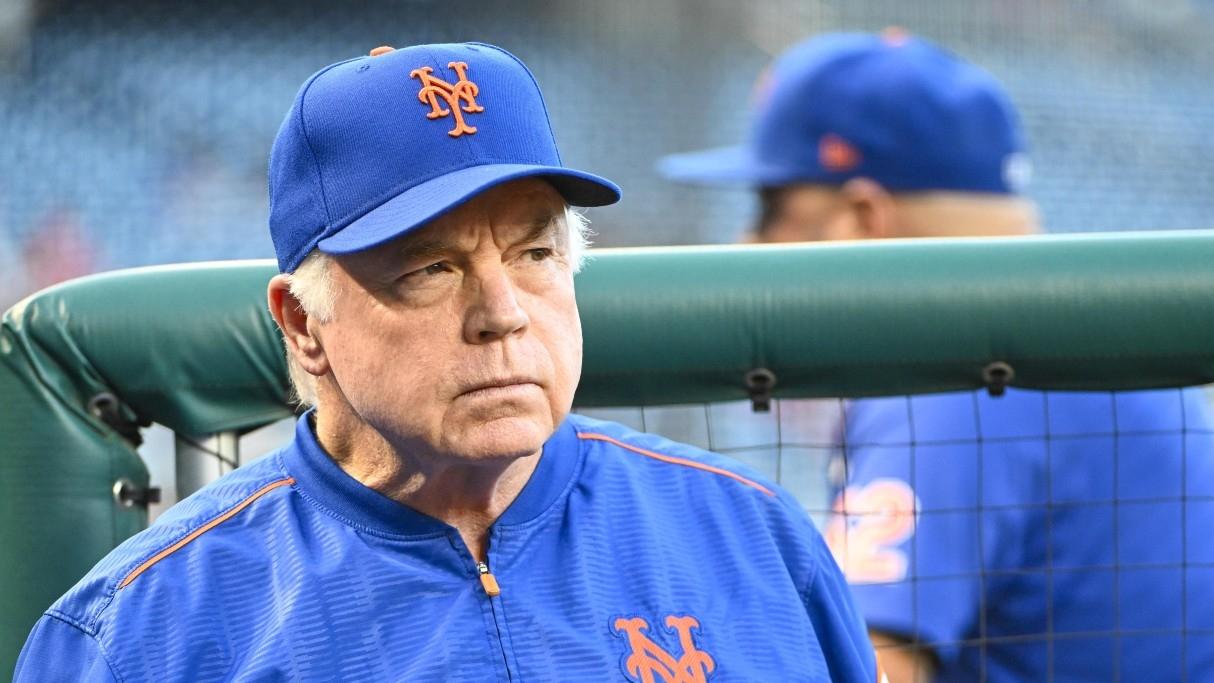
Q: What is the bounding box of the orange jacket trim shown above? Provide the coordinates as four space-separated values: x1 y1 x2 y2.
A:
577 432 776 497
118 477 296 589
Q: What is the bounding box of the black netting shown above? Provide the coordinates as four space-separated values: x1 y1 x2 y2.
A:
587 387 1214 681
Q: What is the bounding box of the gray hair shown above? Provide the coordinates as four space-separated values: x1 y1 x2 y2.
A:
283 205 593 407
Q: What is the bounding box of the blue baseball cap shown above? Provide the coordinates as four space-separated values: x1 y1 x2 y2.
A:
269 42 621 272
658 31 1030 195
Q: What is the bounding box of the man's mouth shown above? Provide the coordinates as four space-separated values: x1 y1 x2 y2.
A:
458 376 541 399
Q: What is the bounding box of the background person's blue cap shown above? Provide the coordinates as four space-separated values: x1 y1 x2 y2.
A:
269 42 621 272
657 30 1030 195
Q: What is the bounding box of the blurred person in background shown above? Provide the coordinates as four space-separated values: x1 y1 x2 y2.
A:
16 41 879 682
661 30 1214 682
0 232 27 310
0 205 96 310
22 206 96 292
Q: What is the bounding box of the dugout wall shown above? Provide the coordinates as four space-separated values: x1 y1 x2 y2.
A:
3 231 1214 675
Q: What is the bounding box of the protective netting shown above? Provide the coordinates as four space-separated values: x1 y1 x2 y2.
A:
590 388 1214 681
4 0 1214 308
142 386 1214 680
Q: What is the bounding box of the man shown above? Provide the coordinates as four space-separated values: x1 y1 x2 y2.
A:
660 31 1214 682
16 42 878 681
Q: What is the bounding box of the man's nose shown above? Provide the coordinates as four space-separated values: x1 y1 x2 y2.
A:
463 264 530 343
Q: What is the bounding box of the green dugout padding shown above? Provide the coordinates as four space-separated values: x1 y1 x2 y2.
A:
3 230 1214 672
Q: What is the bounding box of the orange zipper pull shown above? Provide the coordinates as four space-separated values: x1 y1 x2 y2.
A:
477 561 501 597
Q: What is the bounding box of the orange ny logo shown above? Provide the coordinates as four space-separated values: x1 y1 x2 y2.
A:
612 615 716 683
408 61 485 137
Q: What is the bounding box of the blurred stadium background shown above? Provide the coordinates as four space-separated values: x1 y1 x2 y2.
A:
3 0 1214 313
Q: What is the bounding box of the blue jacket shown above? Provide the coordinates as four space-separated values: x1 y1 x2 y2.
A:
829 388 1214 682
17 413 877 682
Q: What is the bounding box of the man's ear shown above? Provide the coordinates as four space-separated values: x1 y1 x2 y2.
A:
839 177 898 240
267 274 330 377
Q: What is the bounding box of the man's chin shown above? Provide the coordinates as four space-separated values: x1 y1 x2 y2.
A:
445 415 554 462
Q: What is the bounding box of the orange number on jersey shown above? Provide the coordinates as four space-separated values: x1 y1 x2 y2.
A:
824 479 919 584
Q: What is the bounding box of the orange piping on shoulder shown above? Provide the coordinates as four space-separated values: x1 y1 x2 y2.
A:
118 477 295 589
577 433 775 497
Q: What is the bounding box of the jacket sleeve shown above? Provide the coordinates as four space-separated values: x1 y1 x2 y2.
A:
804 531 880 683
14 613 120 682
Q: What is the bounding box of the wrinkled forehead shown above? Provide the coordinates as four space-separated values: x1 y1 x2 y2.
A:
337 179 568 270
405 182 566 250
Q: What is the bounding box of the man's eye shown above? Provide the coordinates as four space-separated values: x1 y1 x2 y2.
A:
401 262 450 280
526 248 553 261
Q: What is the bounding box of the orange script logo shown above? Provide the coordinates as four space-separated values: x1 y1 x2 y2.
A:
612 615 716 683
409 61 484 137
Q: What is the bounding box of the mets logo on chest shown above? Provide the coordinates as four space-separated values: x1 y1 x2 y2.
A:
408 61 485 137
611 615 716 683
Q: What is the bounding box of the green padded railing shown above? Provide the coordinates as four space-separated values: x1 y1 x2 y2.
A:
3 230 1214 673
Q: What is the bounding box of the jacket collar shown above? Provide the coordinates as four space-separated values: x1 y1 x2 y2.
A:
282 410 582 537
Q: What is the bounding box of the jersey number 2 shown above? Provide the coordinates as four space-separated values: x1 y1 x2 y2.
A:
824 479 918 584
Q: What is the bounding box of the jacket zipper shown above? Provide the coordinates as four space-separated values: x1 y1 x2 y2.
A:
477 558 511 681
477 560 501 597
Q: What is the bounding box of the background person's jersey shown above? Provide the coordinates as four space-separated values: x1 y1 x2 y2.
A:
17 413 877 682
826 388 1214 682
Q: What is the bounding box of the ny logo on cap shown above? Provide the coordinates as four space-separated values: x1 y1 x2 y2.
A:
409 61 485 137
819 133 861 173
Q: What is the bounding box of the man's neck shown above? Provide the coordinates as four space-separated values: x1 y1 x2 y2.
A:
311 409 541 560
894 192 1040 237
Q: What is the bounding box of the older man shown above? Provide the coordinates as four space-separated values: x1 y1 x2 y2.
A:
661 31 1214 683
16 42 877 681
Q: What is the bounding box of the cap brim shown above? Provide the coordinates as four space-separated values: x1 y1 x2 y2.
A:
318 164 620 255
